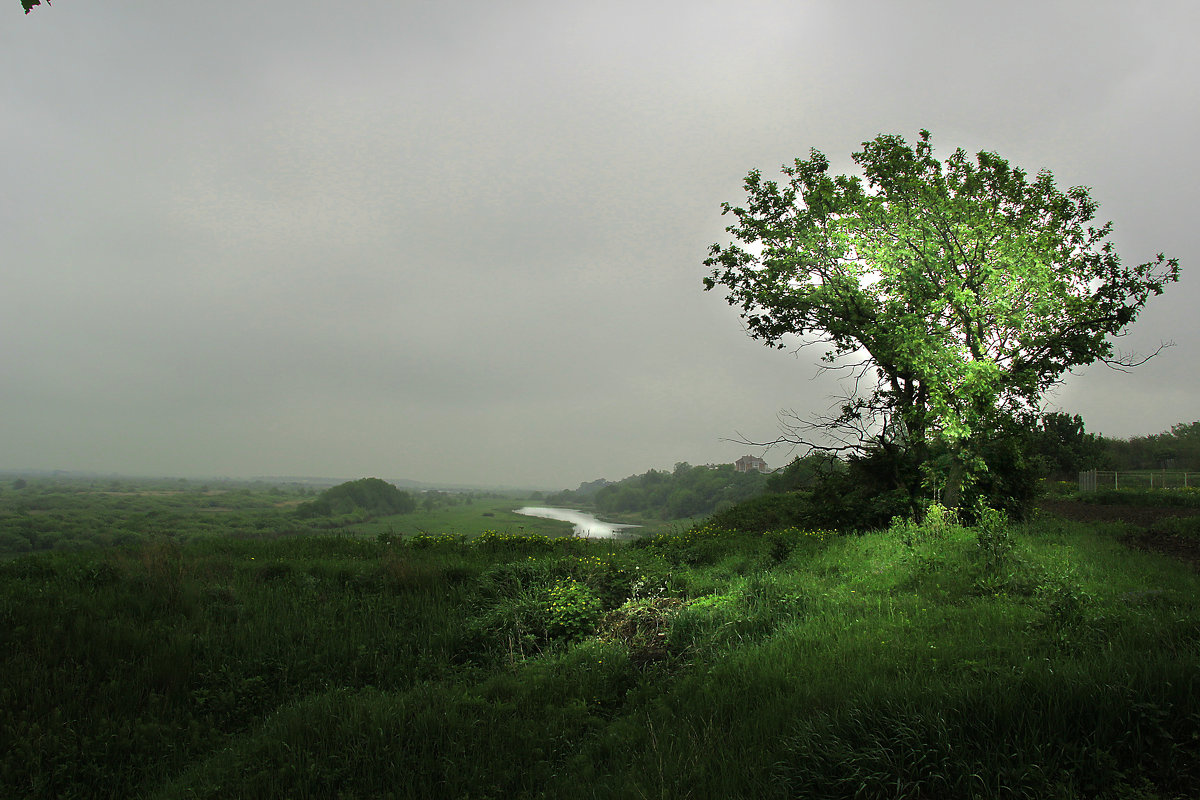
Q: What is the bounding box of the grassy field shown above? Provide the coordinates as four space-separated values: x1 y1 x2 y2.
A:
342 496 577 539
0 479 697 556
2 499 1199 799
343 498 702 541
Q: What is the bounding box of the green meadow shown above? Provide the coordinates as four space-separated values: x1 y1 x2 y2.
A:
342 496 576 539
2 482 1199 799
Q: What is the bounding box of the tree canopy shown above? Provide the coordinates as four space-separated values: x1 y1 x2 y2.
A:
21 0 48 14
704 130 1178 510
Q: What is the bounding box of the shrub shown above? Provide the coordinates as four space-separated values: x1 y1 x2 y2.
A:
406 532 462 549
974 506 1014 570
890 503 960 549
1032 559 1095 643
472 531 563 555
296 478 416 518
472 568 610 659
635 525 744 567
705 492 814 533
598 596 683 661
545 579 602 641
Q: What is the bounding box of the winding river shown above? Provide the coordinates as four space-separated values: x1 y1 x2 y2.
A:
514 506 640 539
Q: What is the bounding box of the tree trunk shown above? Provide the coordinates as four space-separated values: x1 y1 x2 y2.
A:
943 457 965 510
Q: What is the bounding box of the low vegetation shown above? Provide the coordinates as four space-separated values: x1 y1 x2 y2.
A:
0 477 315 555
0 478 553 556
2 484 1199 798
1079 488 1200 509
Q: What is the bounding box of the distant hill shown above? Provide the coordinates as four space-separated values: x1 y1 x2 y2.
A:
296 478 416 518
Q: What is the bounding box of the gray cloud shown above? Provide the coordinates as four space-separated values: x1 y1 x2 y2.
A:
2 0 1196 487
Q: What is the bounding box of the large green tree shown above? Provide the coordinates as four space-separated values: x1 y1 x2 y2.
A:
704 130 1178 510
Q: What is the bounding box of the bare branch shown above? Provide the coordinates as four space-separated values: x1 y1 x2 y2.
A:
1100 340 1175 372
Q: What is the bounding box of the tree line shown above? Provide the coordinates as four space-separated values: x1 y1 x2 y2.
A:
547 463 769 520
542 414 1197 530
1019 414 1200 477
1094 421 1200 472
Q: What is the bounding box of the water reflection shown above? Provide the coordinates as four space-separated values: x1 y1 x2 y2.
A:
515 506 640 539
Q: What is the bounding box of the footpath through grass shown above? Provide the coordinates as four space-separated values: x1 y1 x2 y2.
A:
2 514 1199 799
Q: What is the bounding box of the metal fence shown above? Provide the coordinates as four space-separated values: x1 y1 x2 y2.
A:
1078 469 1195 492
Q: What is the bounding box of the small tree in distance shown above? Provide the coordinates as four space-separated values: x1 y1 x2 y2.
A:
704 130 1178 515
296 478 416 518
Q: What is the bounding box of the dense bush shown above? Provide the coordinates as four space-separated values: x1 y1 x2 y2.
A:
764 453 844 493
705 492 816 533
296 477 416 518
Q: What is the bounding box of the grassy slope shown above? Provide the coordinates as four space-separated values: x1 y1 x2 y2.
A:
2 515 1199 799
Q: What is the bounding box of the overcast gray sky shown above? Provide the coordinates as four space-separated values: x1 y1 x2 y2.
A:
2 1 1196 488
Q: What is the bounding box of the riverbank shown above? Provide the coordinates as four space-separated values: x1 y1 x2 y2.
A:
515 506 641 538
519 500 704 537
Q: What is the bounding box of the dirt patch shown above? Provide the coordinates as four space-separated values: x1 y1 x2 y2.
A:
1120 530 1200 569
1037 499 1200 528
1038 499 1200 569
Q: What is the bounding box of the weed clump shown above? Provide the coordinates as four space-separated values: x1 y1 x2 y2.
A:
546 578 603 641
974 506 1015 570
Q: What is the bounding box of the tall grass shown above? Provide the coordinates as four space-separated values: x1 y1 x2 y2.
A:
2 513 1198 799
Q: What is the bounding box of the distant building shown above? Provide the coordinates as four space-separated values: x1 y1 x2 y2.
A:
734 455 768 474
